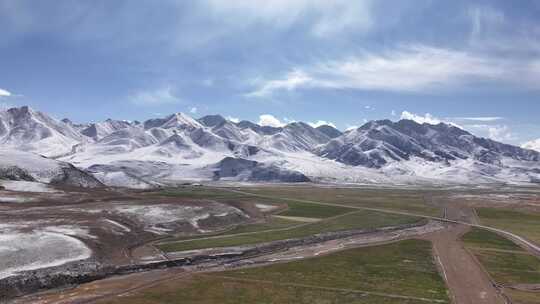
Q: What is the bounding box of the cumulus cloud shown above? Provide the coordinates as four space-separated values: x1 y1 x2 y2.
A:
464 124 515 143
522 139 540 152
308 120 337 128
226 116 240 123
400 111 442 125
129 86 181 106
487 125 514 142
190 107 198 114
246 44 540 97
0 88 11 97
258 114 285 127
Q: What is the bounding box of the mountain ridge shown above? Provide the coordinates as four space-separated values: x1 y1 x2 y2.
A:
1 106 539 187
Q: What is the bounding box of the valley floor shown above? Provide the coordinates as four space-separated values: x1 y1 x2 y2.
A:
2 184 540 304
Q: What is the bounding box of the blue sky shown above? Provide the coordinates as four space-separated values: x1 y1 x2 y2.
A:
0 0 539 145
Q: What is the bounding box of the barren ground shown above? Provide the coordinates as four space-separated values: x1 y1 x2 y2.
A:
4 185 540 304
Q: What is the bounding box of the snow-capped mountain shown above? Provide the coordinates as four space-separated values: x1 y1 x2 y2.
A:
316 119 539 168
0 149 102 188
0 106 83 157
316 125 342 139
1 106 540 187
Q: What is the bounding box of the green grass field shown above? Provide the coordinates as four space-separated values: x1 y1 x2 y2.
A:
100 240 449 304
165 216 302 242
462 227 524 251
151 186 442 217
462 228 540 303
475 207 540 244
504 289 540 304
158 210 420 252
241 186 442 217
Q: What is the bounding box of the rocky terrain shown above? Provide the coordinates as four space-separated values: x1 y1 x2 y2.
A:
1 106 540 188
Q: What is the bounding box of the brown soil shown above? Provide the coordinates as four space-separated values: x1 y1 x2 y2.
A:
421 225 505 304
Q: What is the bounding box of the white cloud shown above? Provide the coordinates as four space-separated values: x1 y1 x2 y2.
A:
454 116 503 122
487 125 514 142
346 125 359 131
0 88 11 97
522 139 540 152
246 44 540 96
129 86 181 106
465 124 515 142
400 111 442 125
205 0 373 37
246 69 312 98
308 120 336 128
391 110 396 116
258 114 285 127
190 107 198 114
226 116 240 123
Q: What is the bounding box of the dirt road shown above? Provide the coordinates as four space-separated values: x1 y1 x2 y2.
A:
424 196 507 304
422 225 505 304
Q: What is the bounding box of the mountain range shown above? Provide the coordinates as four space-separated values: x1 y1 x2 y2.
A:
1 106 540 188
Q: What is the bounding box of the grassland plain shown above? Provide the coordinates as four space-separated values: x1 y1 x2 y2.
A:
505 289 540 304
475 207 540 244
152 186 442 217
237 186 442 216
167 216 302 242
462 228 540 303
158 210 420 252
158 187 357 244
100 240 449 304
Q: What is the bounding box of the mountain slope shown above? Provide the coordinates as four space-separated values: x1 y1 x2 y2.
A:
0 149 103 188
0 107 83 157
316 125 342 139
316 119 540 168
2 106 540 186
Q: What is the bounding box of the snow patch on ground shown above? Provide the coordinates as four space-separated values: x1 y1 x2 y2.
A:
255 203 278 212
0 231 91 279
0 195 38 203
0 180 58 193
102 219 131 235
43 225 96 239
112 203 245 234
92 171 156 189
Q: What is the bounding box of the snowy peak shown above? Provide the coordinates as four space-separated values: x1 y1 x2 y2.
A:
81 119 133 140
316 125 342 138
278 122 331 150
2 106 540 186
159 113 202 130
318 119 540 168
236 120 282 135
0 106 82 157
198 115 227 128
143 112 201 130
